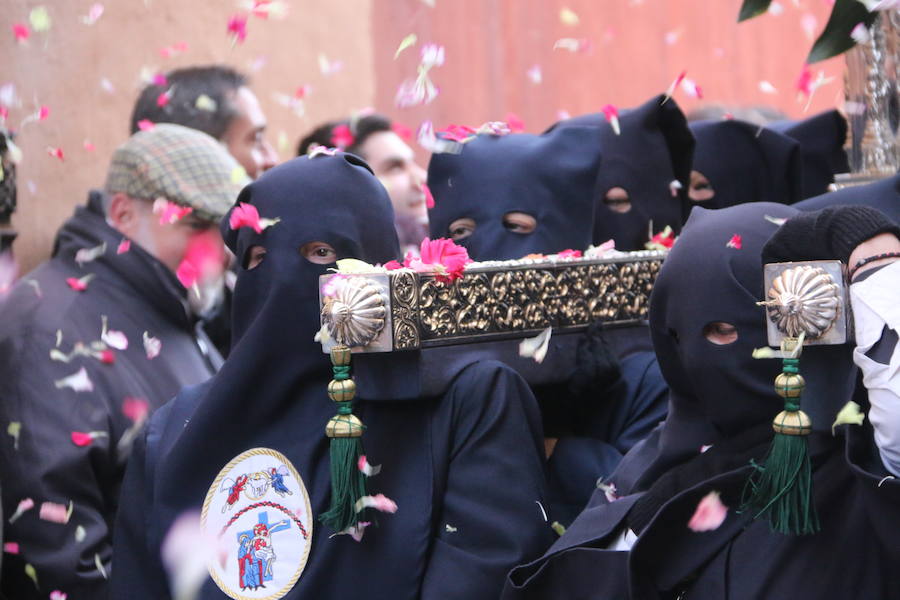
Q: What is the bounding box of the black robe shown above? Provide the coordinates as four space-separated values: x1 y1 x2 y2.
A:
110 153 553 600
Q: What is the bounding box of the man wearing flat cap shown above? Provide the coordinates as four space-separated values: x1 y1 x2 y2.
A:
0 124 247 599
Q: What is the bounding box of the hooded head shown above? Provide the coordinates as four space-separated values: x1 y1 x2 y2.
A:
549 95 695 250
427 126 602 261
222 153 400 347
649 202 855 455
769 110 849 200
688 120 803 209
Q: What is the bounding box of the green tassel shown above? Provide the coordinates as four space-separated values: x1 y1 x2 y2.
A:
319 435 368 533
741 354 820 535
742 432 818 535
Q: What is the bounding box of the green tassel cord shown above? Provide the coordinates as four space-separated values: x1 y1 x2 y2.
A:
742 352 820 535
319 347 370 533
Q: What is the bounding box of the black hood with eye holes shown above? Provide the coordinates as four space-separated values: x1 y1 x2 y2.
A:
633 202 855 488
427 127 602 261
547 95 695 251
689 119 803 209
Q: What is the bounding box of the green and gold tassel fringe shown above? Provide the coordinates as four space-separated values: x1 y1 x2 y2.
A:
319 345 369 533
742 345 819 535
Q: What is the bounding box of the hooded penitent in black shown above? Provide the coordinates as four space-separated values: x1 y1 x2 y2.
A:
769 110 850 200
503 202 900 600
795 171 900 224
111 154 552 600
427 126 602 261
547 95 695 250
689 119 803 209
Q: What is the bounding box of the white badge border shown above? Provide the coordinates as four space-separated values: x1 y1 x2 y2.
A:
201 447 313 600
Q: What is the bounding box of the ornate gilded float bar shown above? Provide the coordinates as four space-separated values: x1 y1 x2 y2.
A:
319 250 667 353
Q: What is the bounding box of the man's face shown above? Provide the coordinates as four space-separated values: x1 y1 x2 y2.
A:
358 131 428 222
220 87 278 180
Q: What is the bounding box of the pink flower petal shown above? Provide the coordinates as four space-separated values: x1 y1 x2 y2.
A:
38 106 50 120
227 13 249 43
47 147 65 161
102 328 128 350
66 274 93 292
391 121 412 141
384 260 404 271
83 140 95 152
12 23 30 42
8 498 34 523
357 455 382 477
354 493 398 514
136 119 155 132
122 397 149 423
557 249 582 259
229 202 263 233
3 542 19 554
601 104 620 135
0 251 18 296
50 591 68 600
330 124 355 149
726 234 742 249
71 431 98 447
116 239 131 254
416 238 472 282
39 501 70 524
143 332 161 360
153 198 192 225
688 491 728 532
54 367 94 393
176 230 225 289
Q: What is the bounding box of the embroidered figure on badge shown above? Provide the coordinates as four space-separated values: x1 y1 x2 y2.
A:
269 466 293 497
222 474 249 513
236 512 291 590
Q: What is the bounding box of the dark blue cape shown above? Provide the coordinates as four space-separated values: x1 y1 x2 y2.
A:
111 154 553 599
503 202 900 599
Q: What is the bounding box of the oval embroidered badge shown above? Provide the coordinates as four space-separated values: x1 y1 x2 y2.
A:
202 448 313 599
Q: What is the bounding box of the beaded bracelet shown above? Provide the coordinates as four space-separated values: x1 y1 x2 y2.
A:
849 251 900 281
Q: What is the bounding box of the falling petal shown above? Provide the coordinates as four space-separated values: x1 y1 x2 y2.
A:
551 521 566 536
767 1 784 15
12 24 30 43
423 183 435 209
100 78 115 94
332 521 371 542
764 214 788 226
553 37 592 53
162 511 220 599
665 70 687 101
50 591 68 600
663 29 682 45
122 397 149 424
9 497 34 523
47 147 65 161
153 198 192 225
66 274 94 292
0 251 18 296
102 330 128 351
75 242 107 266
7 421 21 451
680 77 703 99
29 6 52 33
136 119 155 131
445 524 458 533
54 367 94 393
394 33 418 59
194 94 217 112
758 80 778 94
3 542 19 554
318 54 344 76
801 13 818 40
94 554 107 579
597 479 619 502
39 501 70 524
688 491 728 532
25 564 38 588
519 326 552 364
851 22 871 44
357 455 382 477
143 332 161 360
228 202 280 233
832 401 865 434
75 525 86 542
226 13 248 44
354 493 398 514
559 7 580 25
526 64 542 84
601 104 620 135
726 234 743 249
81 3 104 25
71 431 108 447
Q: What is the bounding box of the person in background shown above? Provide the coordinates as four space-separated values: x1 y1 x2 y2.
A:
0 124 245 599
298 114 429 255
130 65 278 357
687 119 803 209
769 110 850 199
547 95 695 251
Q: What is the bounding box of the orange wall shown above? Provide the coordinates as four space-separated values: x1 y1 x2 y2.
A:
373 0 845 133
3 0 376 273
5 0 848 272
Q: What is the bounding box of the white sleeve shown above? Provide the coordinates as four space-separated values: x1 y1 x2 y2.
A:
850 260 900 476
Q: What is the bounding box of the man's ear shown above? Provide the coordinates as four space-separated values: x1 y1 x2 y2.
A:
107 192 140 236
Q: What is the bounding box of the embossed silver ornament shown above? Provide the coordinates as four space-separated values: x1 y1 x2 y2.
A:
764 265 842 340
321 276 387 348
